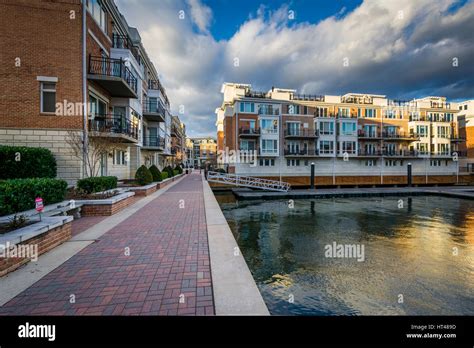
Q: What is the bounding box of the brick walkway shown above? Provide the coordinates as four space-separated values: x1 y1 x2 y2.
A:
0 173 214 315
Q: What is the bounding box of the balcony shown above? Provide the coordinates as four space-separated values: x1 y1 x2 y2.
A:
87 55 138 98
284 149 319 157
382 150 418 157
292 94 325 102
111 34 141 65
245 91 267 99
88 114 139 143
358 130 381 139
358 149 383 157
142 136 165 150
284 129 319 138
337 113 358 119
382 132 420 141
239 127 260 137
450 135 465 143
430 152 452 158
143 98 166 122
430 101 451 109
148 79 170 107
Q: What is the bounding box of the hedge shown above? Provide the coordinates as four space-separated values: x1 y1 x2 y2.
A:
149 165 162 182
161 172 168 180
0 178 68 216
135 165 153 185
76 176 117 194
174 165 183 174
0 145 57 179
173 169 179 176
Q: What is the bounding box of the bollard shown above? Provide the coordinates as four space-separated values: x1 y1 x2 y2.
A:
310 162 315 189
407 163 412 187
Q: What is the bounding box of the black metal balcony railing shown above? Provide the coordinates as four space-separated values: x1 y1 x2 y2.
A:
284 129 319 137
111 34 141 64
358 130 381 138
142 136 165 148
239 127 260 136
89 114 138 139
284 149 319 156
430 101 451 109
292 94 325 102
382 132 419 139
245 91 267 98
88 56 138 94
143 98 166 117
148 79 170 107
358 149 383 156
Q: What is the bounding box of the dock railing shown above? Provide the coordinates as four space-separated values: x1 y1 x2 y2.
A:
207 172 291 192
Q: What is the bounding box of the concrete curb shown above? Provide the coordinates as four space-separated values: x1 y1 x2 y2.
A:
202 176 269 315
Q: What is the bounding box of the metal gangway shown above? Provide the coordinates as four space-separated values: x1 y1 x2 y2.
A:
207 171 291 192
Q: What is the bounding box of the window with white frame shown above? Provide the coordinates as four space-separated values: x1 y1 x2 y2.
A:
341 141 356 154
416 125 429 137
113 149 126 165
315 107 328 117
430 160 441 166
385 160 397 167
87 0 107 33
319 121 334 135
259 159 275 166
261 139 278 154
287 159 300 166
365 109 376 118
260 119 278 134
239 102 255 113
365 159 377 166
320 140 334 154
338 108 350 117
340 122 357 136
240 139 255 151
40 82 56 113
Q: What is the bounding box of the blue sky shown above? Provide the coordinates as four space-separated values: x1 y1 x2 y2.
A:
116 0 474 137
204 0 363 40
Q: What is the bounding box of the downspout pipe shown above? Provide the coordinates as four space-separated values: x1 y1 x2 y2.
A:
82 0 89 178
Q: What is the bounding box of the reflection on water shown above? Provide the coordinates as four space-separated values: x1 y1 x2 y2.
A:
217 193 474 315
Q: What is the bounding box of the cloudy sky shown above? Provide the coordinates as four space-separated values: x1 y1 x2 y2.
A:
116 0 474 137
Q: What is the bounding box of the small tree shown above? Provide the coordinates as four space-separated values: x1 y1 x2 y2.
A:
135 165 153 185
66 131 120 178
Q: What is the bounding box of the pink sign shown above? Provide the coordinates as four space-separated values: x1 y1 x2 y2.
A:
35 197 44 212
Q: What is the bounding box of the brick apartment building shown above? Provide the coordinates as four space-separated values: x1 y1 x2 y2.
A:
216 83 474 186
0 0 176 184
170 115 186 166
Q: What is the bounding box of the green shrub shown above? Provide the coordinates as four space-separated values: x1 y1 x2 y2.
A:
77 176 117 194
174 165 183 174
173 169 179 176
135 165 153 185
149 165 162 182
0 145 57 179
164 165 174 178
161 172 168 180
215 168 226 174
0 178 68 216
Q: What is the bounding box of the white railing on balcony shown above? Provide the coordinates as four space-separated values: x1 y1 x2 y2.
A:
207 172 290 192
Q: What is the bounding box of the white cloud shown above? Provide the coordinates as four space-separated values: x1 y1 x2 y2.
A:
116 0 474 137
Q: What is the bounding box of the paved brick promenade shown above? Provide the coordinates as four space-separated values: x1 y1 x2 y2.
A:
0 173 214 315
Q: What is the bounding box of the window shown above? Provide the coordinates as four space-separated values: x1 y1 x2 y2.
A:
385 109 396 119
288 104 300 115
319 121 334 135
430 160 441 167
239 102 255 113
287 122 300 136
416 125 428 137
260 119 278 134
416 143 429 154
437 143 449 155
437 126 449 138
341 122 357 136
385 160 397 167
240 140 255 151
465 105 468 110
338 108 350 117
259 159 275 166
261 139 278 154
287 159 300 166
87 0 107 32
258 104 278 115
320 140 334 154
341 141 356 154
365 160 377 167
315 107 328 117
364 125 377 137
365 109 376 118
113 150 126 165
40 82 56 113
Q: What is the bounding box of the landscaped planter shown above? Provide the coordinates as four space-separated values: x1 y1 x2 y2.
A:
77 192 136 216
0 216 73 277
128 183 158 196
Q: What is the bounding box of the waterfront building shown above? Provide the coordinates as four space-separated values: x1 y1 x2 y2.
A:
216 83 473 186
454 100 474 172
0 0 174 184
170 116 186 166
189 137 217 168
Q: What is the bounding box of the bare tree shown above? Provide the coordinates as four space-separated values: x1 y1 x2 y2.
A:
66 131 119 178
